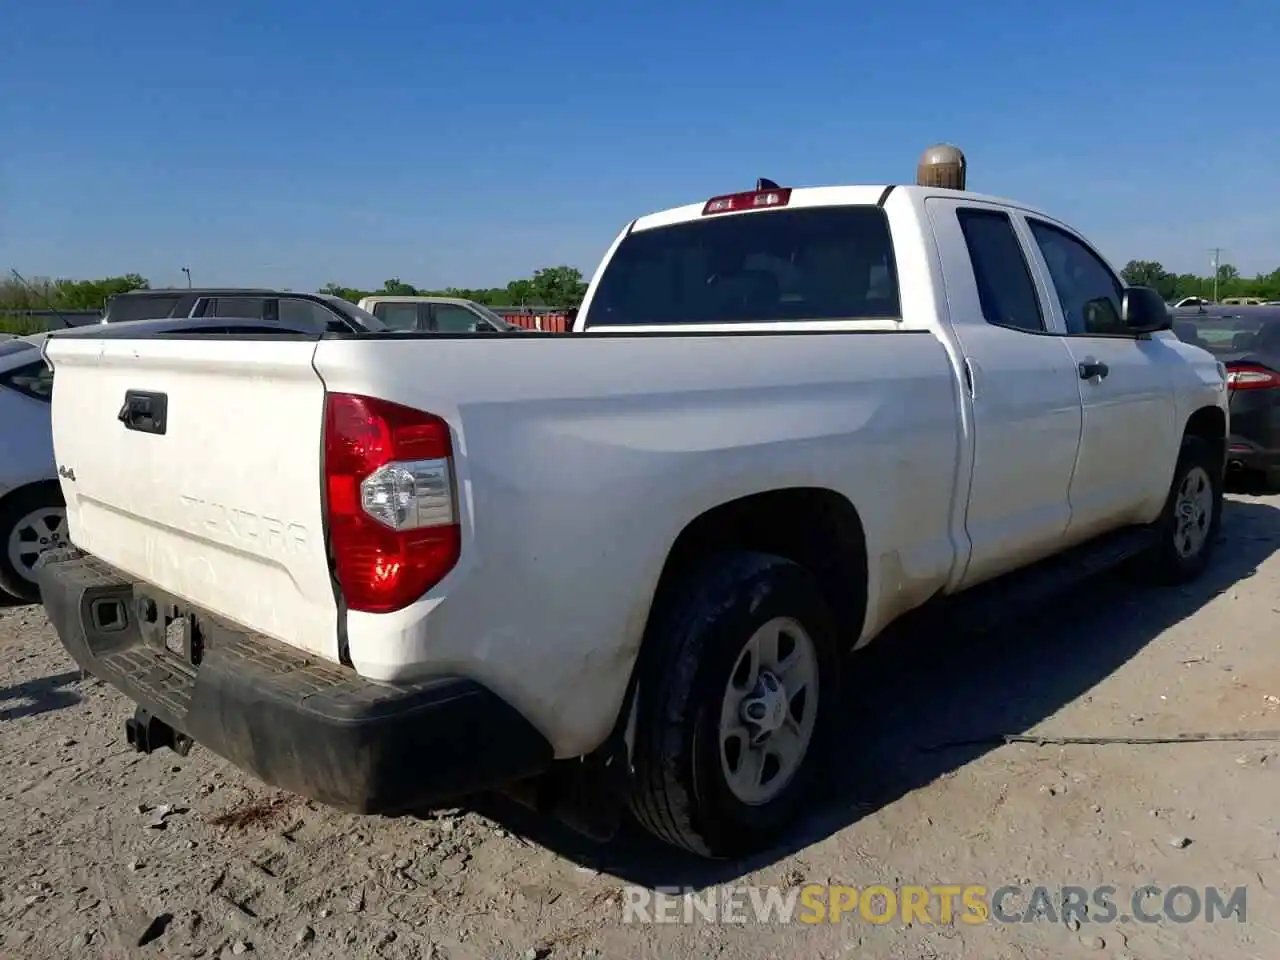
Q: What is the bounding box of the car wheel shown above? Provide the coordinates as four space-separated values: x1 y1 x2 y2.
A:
628 551 840 858
0 483 68 603
1133 436 1223 585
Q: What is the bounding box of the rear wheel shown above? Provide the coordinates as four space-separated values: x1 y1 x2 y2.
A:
627 552 840 858
0 483 68 602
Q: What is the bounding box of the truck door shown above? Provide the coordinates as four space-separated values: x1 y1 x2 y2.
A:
1019 216 1179 539
926 198 1084 587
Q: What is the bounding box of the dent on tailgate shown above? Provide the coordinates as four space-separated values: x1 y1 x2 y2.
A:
46 335 342 661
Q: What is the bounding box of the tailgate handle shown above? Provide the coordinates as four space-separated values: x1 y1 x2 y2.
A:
118 390 168 435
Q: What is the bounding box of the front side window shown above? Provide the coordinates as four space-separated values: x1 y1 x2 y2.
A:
1028 220 1126 336
585 205 901 326
956 208 1045 332
433 305 483 332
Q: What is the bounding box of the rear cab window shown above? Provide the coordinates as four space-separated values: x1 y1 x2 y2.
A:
583 206 901 327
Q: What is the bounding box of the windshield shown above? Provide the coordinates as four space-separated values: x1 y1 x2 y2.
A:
319 295 388 331
584 205 900 327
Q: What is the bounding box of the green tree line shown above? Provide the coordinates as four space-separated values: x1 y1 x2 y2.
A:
1120 260 1280 302
6 259 1280 336
0 265 588 315
319 265 587 310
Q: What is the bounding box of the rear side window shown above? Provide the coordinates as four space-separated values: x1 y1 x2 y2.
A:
1 360 54 403
585 206 901 326
956 209 1045 332
106 295 183 322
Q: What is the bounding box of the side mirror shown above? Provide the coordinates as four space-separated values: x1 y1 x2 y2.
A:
1121 286 1172 334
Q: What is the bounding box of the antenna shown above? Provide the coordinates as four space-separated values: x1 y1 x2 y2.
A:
756 178 781 191
8 268 74 330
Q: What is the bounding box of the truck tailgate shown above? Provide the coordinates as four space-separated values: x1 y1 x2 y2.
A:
44 335 340 661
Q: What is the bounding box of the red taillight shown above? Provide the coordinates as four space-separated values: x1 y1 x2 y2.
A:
323 393 460 613
1225 363 1280 391
702 188 793 216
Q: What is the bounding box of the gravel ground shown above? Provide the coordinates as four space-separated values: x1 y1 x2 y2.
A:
2 490 1279 960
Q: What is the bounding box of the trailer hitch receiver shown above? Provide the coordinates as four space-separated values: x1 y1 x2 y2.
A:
124 707 193 757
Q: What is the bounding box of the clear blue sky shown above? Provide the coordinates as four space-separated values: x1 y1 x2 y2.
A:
2 0 1277 291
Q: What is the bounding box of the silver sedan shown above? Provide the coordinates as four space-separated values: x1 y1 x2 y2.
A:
0 333 62 601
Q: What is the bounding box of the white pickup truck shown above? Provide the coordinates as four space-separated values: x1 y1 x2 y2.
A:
37 181 1227 859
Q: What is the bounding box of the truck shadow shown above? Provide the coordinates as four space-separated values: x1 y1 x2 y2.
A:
475 496 1280 888
0 670 83 721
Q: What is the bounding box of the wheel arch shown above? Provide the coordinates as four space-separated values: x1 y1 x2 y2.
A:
0 478 65 521
606 487 868 762
1183 405 1227 469
0 478 67 598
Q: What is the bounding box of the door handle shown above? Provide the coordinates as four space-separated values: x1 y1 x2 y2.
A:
1078 361 1110 381
118 390 168 435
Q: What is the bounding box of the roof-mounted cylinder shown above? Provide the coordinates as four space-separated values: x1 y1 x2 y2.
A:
916 143 967 190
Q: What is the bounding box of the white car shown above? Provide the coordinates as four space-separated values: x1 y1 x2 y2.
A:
356 295 519 333
37 180 1227 858
0 333 63 601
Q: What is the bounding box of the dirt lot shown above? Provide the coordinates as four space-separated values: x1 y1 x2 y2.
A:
3 490 1280 960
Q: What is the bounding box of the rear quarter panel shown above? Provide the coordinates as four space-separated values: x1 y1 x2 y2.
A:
313 330 962 757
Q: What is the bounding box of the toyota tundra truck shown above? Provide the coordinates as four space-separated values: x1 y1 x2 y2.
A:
36 181 1227 859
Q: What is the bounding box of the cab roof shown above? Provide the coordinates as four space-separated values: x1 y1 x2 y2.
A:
630 184 1053 233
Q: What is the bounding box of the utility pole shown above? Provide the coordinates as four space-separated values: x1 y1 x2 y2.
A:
1209 248 1222 303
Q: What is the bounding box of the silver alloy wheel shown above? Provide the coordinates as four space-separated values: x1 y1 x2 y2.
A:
719 616 820 806
1173 465 1213 559
7 506 67 585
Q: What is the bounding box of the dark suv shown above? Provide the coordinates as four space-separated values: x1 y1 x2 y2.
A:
102 289 386 334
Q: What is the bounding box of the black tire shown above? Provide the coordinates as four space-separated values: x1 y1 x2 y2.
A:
0 483 68 603
627 551 841 858
1133 436 1223 585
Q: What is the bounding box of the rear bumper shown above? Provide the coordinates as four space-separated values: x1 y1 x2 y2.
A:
36 549 553 813
1226 436 1280 477
1227 391 1280 477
